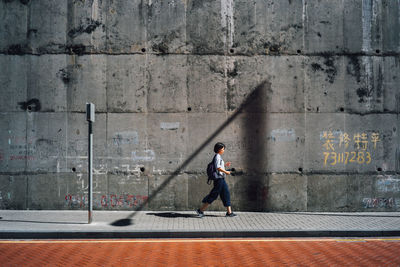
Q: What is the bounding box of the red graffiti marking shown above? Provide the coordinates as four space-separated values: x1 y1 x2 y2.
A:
9 155 34 160
65 194 86 208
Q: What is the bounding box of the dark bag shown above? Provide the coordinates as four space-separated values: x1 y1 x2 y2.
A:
206 155 219 184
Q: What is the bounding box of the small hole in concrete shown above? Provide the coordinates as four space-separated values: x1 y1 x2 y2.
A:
141 48 146 53
187 107 192 112
376 49 380 54
72 167 76 172
297 50 301 54
377 167 382 172
140 167 145 172
340 107 345 112
27 106 32 111
298 167 303 172
230 48 235 54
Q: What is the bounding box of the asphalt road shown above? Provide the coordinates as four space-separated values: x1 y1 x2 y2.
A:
1 237 400 266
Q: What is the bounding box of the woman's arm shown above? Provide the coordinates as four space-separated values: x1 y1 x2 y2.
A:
217 167 231 175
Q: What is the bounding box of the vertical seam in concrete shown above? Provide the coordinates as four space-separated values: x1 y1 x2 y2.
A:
302 0 307 52
361 0 375 110
398 0 400 52
362 0 372 53
302 0 308 211
342 0 345 52
25 1 31 175
220 0 234 52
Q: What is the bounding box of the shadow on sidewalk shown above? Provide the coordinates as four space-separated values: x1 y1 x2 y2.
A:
146 212 220 218
110 80 271 227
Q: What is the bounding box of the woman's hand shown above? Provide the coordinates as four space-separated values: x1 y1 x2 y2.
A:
218 168 231 175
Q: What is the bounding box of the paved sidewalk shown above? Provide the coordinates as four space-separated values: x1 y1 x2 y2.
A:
1 210 400 239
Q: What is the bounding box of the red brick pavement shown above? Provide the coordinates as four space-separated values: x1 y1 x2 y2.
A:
1 238 399 266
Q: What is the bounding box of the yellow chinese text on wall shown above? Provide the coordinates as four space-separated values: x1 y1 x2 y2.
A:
321 131 380 166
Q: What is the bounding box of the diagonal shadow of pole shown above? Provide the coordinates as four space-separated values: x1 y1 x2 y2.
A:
111 80 270 226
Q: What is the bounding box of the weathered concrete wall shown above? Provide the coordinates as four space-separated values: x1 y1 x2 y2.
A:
0 0 399 212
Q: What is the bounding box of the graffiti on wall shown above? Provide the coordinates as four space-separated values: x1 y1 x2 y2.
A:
321 130 381 166
65 194 148 208
2 132 36 161
362 198 396 208
376 176 400 193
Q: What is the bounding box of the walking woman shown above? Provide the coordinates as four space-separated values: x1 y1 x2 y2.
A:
196 142 237 217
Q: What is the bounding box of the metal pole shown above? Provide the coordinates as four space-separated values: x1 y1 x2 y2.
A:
86 103 95 224
88 120 93 224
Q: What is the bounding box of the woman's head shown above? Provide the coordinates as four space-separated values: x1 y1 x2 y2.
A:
214 142 226 154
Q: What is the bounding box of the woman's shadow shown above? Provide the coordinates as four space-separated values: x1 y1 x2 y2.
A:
146 212 219 218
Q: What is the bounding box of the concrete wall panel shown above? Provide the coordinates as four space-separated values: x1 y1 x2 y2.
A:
107 174 148 211
229 174 268 211
106 55 147 112
186 0 225 54
26 112 67 173
148 174 188 210
67 55 107 112
233 0 303 55
0 1 28 53
28 55 68 112
0 175 27 210
106 113 147 168
381 0 400 53
0 55 27 112
0 112 27 172
305 113 397 173
307 174 349 211
147 113 188 172
266 174 307 212
305 0 344 53
305 56 345 113
29 0 68 53
347 174 400 211
344 56 400 114
227 56 304 113
147 55 188 112
106 1 147 53
66 0 107 53
147 0 187 54
187 55 227 113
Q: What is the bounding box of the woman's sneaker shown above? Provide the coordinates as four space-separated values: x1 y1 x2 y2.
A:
196 209 204 218
226 212 237 217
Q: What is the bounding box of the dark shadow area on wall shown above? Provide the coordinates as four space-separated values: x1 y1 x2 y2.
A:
243 83 269 211
111 80 271 227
